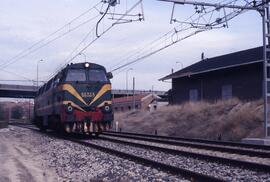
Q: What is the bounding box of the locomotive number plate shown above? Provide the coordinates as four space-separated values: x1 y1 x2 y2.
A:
81 92 95 98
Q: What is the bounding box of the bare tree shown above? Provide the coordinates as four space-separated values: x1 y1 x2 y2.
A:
11 106 23 119
0 104 5 120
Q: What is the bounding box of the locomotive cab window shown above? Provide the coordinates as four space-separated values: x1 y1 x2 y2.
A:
88 69 108 82
66 69 86 81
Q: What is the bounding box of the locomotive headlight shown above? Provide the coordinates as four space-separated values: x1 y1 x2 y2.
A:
67 105 73 112
85 63 90 68
104 105 110 112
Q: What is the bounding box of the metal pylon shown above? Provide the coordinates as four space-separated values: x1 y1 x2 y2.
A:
263 0 270 138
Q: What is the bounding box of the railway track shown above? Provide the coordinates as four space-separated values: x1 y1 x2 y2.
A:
102 131 270 158
9 123 270 181
9 123 225 182
97 134 270 172
105 131 270 150
71 138 224 182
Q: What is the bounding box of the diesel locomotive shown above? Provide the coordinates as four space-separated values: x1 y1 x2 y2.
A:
34 62 113 134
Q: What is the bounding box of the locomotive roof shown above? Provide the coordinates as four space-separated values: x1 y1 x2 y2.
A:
37 62 107 94
66 62 106 70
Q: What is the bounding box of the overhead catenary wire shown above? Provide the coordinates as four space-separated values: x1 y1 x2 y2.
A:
0 69 34 82
64 0 143 67
0 14 101 70
108 29 178 71
44 0 143 82
0 80 38 82
0 2 102 69
96 3 111 37
108 6 203 71
0 59 33 83
45 27 97 81
111 29 208 72
109 0 253 73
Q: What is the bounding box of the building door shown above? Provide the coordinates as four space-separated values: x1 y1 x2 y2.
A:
222 84 232 100
189 89 199 102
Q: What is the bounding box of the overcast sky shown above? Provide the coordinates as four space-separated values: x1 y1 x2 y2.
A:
0 0 262 91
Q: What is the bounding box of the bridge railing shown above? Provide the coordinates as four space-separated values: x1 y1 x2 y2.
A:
112 89 166 95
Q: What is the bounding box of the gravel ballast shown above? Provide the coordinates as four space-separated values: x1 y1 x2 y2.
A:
101 135 270 165
91 138 270 182
1 126 185 181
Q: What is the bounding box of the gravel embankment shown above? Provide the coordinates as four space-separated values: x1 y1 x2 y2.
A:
90 138 270 182
101 135 270 165
3 126 185 181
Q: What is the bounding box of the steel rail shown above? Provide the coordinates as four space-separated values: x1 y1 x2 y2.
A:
70 139 225 182
98 136 270 173
11 124 224 182
102 132 270 158
105 131 270 150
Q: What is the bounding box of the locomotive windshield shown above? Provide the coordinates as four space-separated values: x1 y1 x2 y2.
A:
65 68 108 82
66 69 86 81
88 69 108 82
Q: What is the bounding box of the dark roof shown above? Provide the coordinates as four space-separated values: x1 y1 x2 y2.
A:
160 46 263 81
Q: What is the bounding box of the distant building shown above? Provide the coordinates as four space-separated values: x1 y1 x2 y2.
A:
160 47 263 104
0 101 34 121
112 94 162 112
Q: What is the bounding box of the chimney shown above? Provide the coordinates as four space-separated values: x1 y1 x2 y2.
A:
201 52 205 60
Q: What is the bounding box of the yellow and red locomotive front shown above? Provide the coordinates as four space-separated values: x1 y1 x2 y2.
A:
34 62 113 133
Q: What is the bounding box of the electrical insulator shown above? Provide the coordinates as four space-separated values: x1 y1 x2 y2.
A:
109 0 117 6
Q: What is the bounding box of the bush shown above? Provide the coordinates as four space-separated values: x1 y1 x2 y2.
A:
115 99 264 141
11 106 24 119
0 105 5 120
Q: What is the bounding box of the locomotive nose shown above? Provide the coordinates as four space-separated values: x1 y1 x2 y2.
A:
78 83 101 104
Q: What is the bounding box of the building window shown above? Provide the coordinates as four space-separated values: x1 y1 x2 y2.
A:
222 84 232 100
189 89 198 102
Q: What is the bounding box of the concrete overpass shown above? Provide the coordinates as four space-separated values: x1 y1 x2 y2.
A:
0 84 37 98
0 84 167 99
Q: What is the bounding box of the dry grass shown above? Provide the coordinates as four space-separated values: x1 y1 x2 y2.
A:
114 99 264 141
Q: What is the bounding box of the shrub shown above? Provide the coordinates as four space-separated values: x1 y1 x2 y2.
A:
11 106 24 119
0 105 5 120
114 99 264 141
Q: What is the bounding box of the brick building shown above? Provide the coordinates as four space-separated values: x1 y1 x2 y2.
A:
112 94 161 112
0 101 34 121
